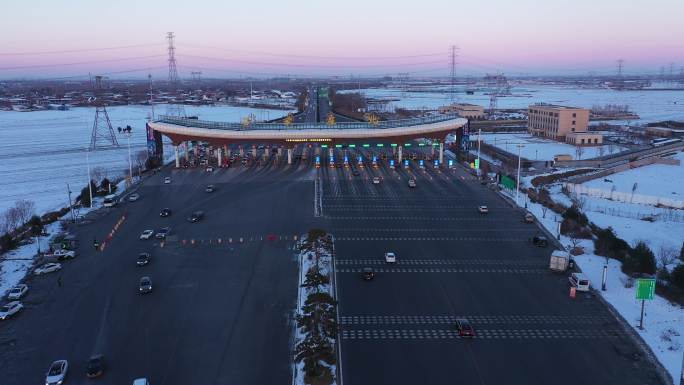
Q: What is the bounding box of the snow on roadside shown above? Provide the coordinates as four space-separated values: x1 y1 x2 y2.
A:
501 186 684 383
0 220 61 298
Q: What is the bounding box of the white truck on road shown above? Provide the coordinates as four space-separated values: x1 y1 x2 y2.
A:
549 250 570 272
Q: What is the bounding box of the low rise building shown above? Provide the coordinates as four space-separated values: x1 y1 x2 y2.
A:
440 103 486 120
528 104 601 146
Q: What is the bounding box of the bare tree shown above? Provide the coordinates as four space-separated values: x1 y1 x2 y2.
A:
575 144 584 160
657 245 678 270
2 206 21 235
135 150 147 168
570 193 586 211
91 166 107 184
597 145 605 158
14 200 35 225
541 205 549 219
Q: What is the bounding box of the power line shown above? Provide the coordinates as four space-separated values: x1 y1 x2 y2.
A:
0 55 166 71
0 43 165 56
176 54 443 68
179 43 445 60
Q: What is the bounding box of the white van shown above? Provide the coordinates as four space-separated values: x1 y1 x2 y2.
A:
103 194 117 207
569 272 590 292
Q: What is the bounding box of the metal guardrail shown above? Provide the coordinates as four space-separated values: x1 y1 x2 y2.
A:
156 114 461 131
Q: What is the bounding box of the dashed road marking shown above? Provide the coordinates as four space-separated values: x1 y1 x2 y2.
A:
339 314 614 325
336 237 527 242
335 259 544 266
337 267 545 274
340 328 623 340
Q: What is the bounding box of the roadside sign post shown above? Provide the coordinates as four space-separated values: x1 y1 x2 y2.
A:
635 278 655 330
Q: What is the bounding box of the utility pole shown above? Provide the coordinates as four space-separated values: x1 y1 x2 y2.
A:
515 144 524 206
86 149 93 208
66 183 75 223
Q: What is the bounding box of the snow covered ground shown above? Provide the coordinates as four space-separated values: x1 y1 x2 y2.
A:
584 152 684 200
0 105 291 216
511 181 684 383
478 132 627 160
346 84 684 124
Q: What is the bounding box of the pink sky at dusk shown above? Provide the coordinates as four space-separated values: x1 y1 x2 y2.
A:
1 0 682 78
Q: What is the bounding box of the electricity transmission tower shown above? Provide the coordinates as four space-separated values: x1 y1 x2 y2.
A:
89 75 119 150
449 45 458 102
165 32 185 117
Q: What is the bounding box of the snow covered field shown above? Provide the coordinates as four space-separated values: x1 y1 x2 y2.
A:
347 84 684 123
584 152 684 200
478 132 627 160
0 105 291 215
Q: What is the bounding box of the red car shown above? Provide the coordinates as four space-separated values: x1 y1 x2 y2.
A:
456 318 476 338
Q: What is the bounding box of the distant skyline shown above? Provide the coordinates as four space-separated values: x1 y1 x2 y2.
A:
1 0 683 79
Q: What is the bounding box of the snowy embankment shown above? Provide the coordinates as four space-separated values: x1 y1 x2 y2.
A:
506 179 683 383
293 233 338 385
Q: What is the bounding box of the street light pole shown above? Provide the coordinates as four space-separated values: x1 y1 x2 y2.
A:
515 144 524 206
66 182 75 223
126 132 133 182
86 149 93 208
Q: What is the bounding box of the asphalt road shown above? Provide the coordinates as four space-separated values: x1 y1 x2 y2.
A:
0 144 666 385
0 162 320 385
319 153 665 385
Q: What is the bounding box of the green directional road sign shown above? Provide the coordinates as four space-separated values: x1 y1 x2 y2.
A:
636 278 655 300
501 175 515 190
474 158 480 169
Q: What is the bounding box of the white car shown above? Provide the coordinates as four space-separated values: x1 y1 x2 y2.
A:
206 166 214 172
35 263 62 275
139 230 154 240
163 177 171 184
7 284 28 300
52 249 76 260
0 301 23 320
384 252 396 263
408 179 416 188
478 205 489 214
128 193 140 202
372 177 381 184
46 360 68 385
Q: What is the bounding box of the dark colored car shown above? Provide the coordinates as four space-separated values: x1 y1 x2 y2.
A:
137 253 150 266
362 267 375 281
159 208 172 217
155 227 170 239
187 211 204 223
352 170 360 176
456 318 476 338
139 276 152 294
531 235 549 247
205 185 215 193
86 355 104 378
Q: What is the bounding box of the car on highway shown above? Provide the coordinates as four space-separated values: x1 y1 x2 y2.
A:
372 177 381 184
34 263 62 275
530 234 549 247
205 185 215 193
456 318 476 338
45 360 68 385
139 276 153 294
384 252 396 263
0 301 23 320
352 169 360 176
408 179 416 188
155 227 170 240
137 253 151 266
524 212 535 223
206 166 214 172
163 177 171 184
86 354 104 378
128 193 140 202
477 205 489 214
362 267 375 280
52 249 76 260
139 229 154 240
159 208 172 217
187 211 204 223
133 378 150 385
7 284 28 300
